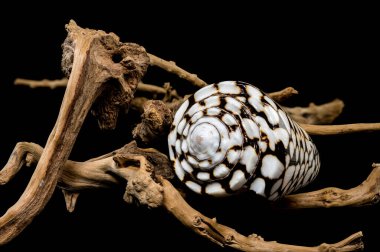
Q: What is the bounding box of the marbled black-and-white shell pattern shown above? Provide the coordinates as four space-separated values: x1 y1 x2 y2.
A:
168 81 320 200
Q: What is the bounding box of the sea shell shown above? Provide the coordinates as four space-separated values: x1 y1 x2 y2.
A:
168 81 320 200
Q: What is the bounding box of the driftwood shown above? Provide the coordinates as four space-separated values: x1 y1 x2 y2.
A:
2 20 380 251
0 141 365 251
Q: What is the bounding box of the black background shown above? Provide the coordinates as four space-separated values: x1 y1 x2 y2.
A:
1 4 379 251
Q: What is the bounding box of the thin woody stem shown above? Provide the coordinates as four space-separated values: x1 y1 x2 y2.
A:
1 141 366 251
301 123 380 135
148 53 207 87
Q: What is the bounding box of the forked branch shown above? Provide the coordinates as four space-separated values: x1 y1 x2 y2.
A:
0 20 149 244
0 141 364 251
282 163 380 208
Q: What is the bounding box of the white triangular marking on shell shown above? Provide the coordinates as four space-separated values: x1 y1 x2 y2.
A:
294 164 301 178
204 95 221 107
174 160 185 181
242 118 260 139
246 85 262 99
250 177 266 196
218 81 241 94
236 96 246 103
268 192 279 201
177 118 187 134
227 149 240 164
181 140 188 153
274 128 290 148
296 131 301 148
240 145 258 173
309 152 313 165
246 85 264 112
304 150 309 164
185 181 202 194
278 110 291 134
187 103 203 117
222 113 237 126
248 96 264 112
264 96 277 109
187 156 198 166
212 152 225 166
282 165 295 190
289 141 295 158
229 130 243 147
295 146 300 162
300 127 309 140
261 155 285 179
285 154 290 167
194 84 217 102
306 140 312 153
206 182 226 196
303 168 314 185
225 97 242 114
259 141 267 152
300 149 304 163
183 123 190 136
181 159 193 173
168 146 174 160
229 170 246 191
256 117 276 151
270 179 283 195
291 130 296 145
300 164 306 176
263 105 280 125
213 164 230 178
199 160 211 169
175 140 182 155
173 99 189 126
207 107 221 116
190 111 203 124
197 172 210 181
168 129 177 147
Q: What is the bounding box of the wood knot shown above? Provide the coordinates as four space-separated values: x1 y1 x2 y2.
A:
193 216 202 227
225 234 234 243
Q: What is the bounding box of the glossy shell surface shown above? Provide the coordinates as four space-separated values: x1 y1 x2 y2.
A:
168 81 320 200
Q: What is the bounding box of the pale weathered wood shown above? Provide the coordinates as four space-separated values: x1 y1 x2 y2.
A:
301 123 380 135
268 86 298 102
284 99 344 124
148 53 207 87
0 141 365 251
2 21 378 251
0 20 149 244
282 163 380 208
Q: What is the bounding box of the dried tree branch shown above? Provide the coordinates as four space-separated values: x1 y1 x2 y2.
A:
281 163 380 208
284 99 344 124
159 179 363 252
1 141 364 251
132 100 173 143
14 78 68 89
301 123 380 135
268 86 298 103
17 76 353 136
108 149 364 252
0 142 42 185
147 53 207 87
0 20 149 245
138 82 166 94
14 77 172 96
15 51 210 89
